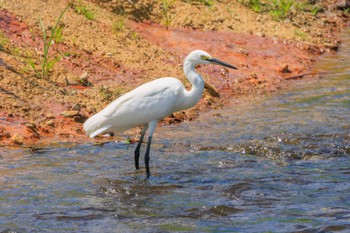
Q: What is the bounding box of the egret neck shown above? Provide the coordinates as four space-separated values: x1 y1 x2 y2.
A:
182 60 205 110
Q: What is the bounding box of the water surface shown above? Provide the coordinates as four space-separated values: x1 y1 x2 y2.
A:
0 32 349 232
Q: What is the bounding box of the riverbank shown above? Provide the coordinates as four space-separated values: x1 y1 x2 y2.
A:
0 0 349 146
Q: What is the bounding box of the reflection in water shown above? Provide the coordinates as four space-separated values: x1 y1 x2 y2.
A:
0 32 349 232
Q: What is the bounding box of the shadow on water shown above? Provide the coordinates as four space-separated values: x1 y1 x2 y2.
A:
1 31 350 232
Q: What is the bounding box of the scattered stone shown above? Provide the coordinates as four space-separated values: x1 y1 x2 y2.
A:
323 42 339 51
61 110 80 118
11 133 24 145
72 104 81 111
46 119 55 127
25 123 37 131
12 101 20 108
280 64 292 73
238 48 249 56
256 32 265 37
204 82 220 97
250 73 258 79
79 72 92 86
73 115 84 123
46 113 55 119
0 128 10 139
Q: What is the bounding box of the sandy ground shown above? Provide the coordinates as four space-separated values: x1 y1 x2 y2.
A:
0 0 349 146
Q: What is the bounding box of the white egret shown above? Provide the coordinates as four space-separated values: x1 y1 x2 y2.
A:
83 50 237 178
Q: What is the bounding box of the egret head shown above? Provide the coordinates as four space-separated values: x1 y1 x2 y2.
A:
185 50 238 70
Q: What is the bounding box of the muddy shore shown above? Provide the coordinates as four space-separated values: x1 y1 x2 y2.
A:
0 0 349 147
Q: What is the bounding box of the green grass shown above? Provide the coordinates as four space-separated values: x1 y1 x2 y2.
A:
270 0 294 20
0 31 9 50
294 28 307 39
247 0 265 13
53 24 64 43
241 0 321 20
128 31 138 40
161 0 176 29
71 1 95 20
28 5 69 79
113 19 125 33
185 0 215 7
98 86 113 102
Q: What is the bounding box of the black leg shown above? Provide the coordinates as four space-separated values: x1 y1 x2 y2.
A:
145 136 152 179
134 126 147 170
134 140 142 170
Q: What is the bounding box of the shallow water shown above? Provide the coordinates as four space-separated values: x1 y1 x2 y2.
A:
1 32 349 232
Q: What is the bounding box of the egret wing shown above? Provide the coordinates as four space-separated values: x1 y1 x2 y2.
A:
100 78 183 132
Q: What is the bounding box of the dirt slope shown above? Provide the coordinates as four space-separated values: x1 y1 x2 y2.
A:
0 0 348 146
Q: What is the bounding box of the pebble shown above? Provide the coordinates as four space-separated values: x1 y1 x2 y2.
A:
72 104 81 111
26 123 36 130
61 110 80 118
323 43 338 50
79 72 91 86
46 119 55 127
256 32 265 37
280 64 291 73
11 133 24 144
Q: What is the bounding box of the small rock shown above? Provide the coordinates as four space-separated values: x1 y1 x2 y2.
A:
11 133 24 145
80 72 89 80
0 128 10 139
73 115 84 123
72 104 81 111
79 72 92 86
280 64 291 73
26 123 37 131
12 101 21 108
46 113 55 119
46 119 55 127
256 32 265 37
204 82 220 97
250 73 258 79
323 43 338 51
61 110 80 118
25 123 39 137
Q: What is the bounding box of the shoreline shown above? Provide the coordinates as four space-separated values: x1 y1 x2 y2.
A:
0 0 349 147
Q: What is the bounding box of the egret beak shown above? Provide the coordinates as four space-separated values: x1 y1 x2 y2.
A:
208 58 238 70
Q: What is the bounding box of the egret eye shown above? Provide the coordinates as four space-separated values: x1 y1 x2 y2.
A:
200 55 211 61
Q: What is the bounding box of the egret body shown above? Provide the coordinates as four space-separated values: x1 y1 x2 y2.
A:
83 50 237 178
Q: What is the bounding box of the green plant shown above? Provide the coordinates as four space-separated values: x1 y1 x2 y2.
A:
248 0 264 13
294 28 307 39
129 31 138 40
310 6 320 16
200 0 215 7
0 31 8 49
270 0 294 20
29 5 69 79
161 0 176 29
98 86 113 102
113 19 125 33
185 0 215 7
73 1 95 20
53 23 65 43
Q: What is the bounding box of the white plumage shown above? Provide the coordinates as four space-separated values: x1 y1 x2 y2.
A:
83 50 237 178
84 78 182 137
